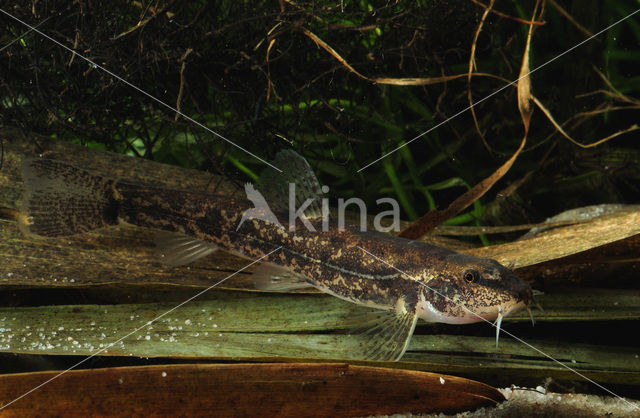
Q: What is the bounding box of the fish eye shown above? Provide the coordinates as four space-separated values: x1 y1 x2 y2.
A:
463 269 479 283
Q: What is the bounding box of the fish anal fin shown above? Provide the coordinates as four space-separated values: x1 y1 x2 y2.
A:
348 306 418 361
252 263 312 291
155 231 218 266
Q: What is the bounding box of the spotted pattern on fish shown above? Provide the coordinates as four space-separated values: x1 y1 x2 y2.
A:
112 182 532 317
20 158 535 360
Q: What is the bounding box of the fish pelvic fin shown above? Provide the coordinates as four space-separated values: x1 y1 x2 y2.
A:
155 231 218 266
251 262 312 291
21 158 119 237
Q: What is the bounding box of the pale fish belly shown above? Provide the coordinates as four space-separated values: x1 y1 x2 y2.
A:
417 291 527 325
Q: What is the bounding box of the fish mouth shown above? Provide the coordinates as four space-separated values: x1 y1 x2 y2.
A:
494 291 542 348
493 300 527 348
491 275 541 347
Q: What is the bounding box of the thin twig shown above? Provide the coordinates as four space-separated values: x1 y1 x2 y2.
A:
532 95 640 148
468 0 495 152
112 0 178 40
175 48 193 122
547 0 592 36
470 0 546 26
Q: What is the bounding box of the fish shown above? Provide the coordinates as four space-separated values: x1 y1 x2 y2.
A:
19 151 535 361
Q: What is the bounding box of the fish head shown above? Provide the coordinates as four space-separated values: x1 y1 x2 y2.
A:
417 253 533 326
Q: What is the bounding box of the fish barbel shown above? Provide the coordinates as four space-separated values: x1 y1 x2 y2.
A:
20 151 534 360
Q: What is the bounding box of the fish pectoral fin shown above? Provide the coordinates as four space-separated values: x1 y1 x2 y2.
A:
252 263 313 291
155 231 218 266
349 307 418 362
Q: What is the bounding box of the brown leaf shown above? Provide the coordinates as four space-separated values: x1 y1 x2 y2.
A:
399 2 546 241
517 0 542 136
300 27 507 87
398 136 526 240
0 363 504 416
374 73 501 86
301 28 370 81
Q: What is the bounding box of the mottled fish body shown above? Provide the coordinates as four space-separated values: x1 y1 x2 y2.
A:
20 153 533 360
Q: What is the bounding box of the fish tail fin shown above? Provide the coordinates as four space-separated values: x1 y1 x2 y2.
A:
20 158 120 237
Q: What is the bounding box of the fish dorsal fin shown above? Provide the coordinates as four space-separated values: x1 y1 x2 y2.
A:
155 232 218 266
346 306 419 361
259 150 324 219
252 263 312 291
